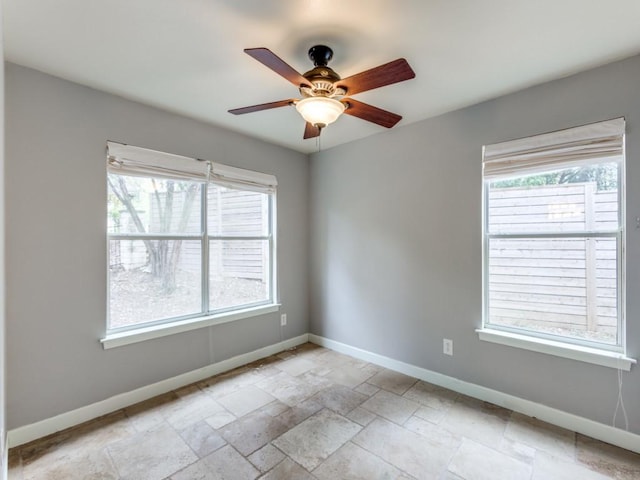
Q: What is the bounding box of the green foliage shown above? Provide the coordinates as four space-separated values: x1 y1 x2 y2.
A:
493 164 618 191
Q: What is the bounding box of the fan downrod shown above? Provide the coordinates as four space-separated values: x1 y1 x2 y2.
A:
308 45 333 67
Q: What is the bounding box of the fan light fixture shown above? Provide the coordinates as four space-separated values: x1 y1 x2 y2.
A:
295 97 346 128
229 45 416 139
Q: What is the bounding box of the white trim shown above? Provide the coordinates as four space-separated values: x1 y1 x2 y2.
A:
476 329 636 371
102 304 280 349
8 334 308 448
308 334 640 454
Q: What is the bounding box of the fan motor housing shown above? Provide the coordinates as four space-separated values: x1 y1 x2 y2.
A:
301 45 346 98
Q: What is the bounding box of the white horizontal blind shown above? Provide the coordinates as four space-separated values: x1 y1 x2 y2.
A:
210 162 277 194
106 141 278 193
107 141 209 181
483 118 625 180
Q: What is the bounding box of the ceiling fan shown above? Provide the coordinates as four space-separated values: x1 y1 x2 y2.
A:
229 45 416 139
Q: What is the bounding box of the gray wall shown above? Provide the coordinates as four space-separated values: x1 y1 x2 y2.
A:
5 63 309 429
310 55 640 433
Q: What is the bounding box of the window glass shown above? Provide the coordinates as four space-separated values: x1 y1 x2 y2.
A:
487 237 618 345
108 239 202 329
107 171 274 332
207 185 269 236
209 239 270 310
483 121 623 351
108 175 202 235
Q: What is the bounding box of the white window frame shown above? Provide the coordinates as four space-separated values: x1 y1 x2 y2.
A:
478 118 636 371
102 142 279 349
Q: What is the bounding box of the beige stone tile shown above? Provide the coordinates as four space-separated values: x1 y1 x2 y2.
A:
69 411 138 450
413 405 446 424
273 408 362 471
220 410 289 456
277 350 297 360
163 389 228 430
200 444 259 479
244 355 284 378
403 381 458 411
292 342 324 356
277 396 325 429
124 392 179 432
275 356 317 376
18 412 136 480
107 424 198 479
314 350 363 369
367 369 417 395
353 417 460 479
456 395 511 419
260 458 317 480
216 384 277 417
310 384 368 415
178 420 226 458
170 460 214 480
259 399 290 417
204 409 237 429
354 382 380 397
361 390 419 425
498 437 536 465
403 415 460 443
448 438 532 480
533 451 612 480
299 370 336 389
441 473 466 480
256 371 324 406
576 434 640 480
505 412 576 461
323 364 376 388
313 441 405 479
21 411 135 464
247 443 286 473
346 406 377 426
201 367 265 399
439 398 509 447
23 448 118 480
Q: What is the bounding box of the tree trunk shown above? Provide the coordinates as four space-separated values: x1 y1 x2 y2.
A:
108 176 200 295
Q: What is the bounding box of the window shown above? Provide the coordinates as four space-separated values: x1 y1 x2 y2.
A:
106 142 277 334
481 118 626 356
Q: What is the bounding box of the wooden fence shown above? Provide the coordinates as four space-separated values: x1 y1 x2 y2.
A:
488 182 618 341
110 185 268 281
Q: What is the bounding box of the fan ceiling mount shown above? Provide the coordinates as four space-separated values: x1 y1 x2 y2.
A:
229 45 416 139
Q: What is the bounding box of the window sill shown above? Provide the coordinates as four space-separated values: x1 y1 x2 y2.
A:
476 328 636 371
101 304 280 349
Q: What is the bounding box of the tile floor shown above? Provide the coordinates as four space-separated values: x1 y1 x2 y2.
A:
7 343 640 479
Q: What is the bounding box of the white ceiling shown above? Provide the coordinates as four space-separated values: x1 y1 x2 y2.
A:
5 0 640 154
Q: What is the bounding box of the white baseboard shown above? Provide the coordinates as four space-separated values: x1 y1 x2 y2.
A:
7 334 309 448
308 334 640 454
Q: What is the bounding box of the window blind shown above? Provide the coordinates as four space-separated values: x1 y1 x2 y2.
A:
482 117 625 180
107 141 209 182
106 141 277 193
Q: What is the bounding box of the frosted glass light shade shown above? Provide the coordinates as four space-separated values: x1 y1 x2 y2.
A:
295 97 346 127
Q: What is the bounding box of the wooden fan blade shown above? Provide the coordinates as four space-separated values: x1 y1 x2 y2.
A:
342 99 402 128
228 99 294 115
336 58 415 96
304 122 321 139
244 48 310 88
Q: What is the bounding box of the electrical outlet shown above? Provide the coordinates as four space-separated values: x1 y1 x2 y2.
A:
280 314 287 326
443 339 453 356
